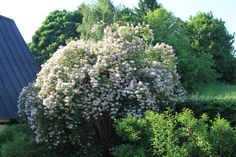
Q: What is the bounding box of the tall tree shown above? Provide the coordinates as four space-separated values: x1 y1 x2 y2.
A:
29 10 82 65
116 7 142 25
136 0 161 16
187 12 236 82
145 8 218 90
77 0 117 40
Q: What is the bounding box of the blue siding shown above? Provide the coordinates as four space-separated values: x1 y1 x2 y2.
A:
0 15 39 119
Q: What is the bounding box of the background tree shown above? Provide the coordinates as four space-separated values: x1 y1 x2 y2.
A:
29 10 82 65
145 8 217 90
77 0 117 40
116 0 161 25
116 7 141 25
187 12 236 83
136 0 161 17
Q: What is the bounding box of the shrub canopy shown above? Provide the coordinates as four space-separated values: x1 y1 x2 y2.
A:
113 109 236 157
19 24 183 150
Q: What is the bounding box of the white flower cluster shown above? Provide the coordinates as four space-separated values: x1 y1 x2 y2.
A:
18 24 184 148
18 84 42 143
91 20 105 33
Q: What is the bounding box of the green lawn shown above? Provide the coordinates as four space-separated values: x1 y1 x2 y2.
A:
187 83 236 101
177 84 236 125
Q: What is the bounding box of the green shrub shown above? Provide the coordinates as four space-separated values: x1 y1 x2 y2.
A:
176 84 236 126
210 117 236 156
113 109 236 157
0 124 46 157
112 144 146 157
0 124 83 157
176 98 236 126
0 124 34 157
145 8 218 91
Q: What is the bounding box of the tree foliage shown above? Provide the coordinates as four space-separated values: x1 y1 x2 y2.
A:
145 8 217 90
117 0 161 25
116 7 141 25
29 10 82 64
187 12 236 82
28 0 236 88
136 0 161 17
77 0 117 40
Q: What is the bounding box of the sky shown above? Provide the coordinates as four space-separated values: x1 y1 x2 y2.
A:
0 0 235 46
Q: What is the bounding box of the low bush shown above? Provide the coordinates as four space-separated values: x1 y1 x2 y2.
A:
0 123 83 157
113 109 236 157
176 98 236 126
0 124 51 157
176 84 236 126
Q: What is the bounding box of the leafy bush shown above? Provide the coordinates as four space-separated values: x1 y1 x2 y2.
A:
18 85 103 157
176 97 236 126
210 117 236 156
19 24 183 155
0 124 61 157
112 145 146 157
176 84 236 125
113 109 236 157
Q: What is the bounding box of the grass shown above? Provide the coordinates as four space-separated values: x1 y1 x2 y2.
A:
176 84 236 126
186 83 236 102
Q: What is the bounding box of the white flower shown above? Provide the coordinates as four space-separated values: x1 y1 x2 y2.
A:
18 23 184 148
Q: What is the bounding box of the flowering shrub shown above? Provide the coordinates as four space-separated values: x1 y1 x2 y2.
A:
18 24 183 152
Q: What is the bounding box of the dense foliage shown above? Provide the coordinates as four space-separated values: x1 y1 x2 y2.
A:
0 124 36 157
0 124 53 157
135 0 161 17
113 109 236 157
0 124 82 157
77 0 116 40
19 24 183 155
28 0 236 89
28 10 82 64
187 12 236 83
176 84 236 125
14 1 236 156
176 99 236 126
145 8 214 90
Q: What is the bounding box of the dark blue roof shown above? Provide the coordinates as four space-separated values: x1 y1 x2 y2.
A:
0 15 39 119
